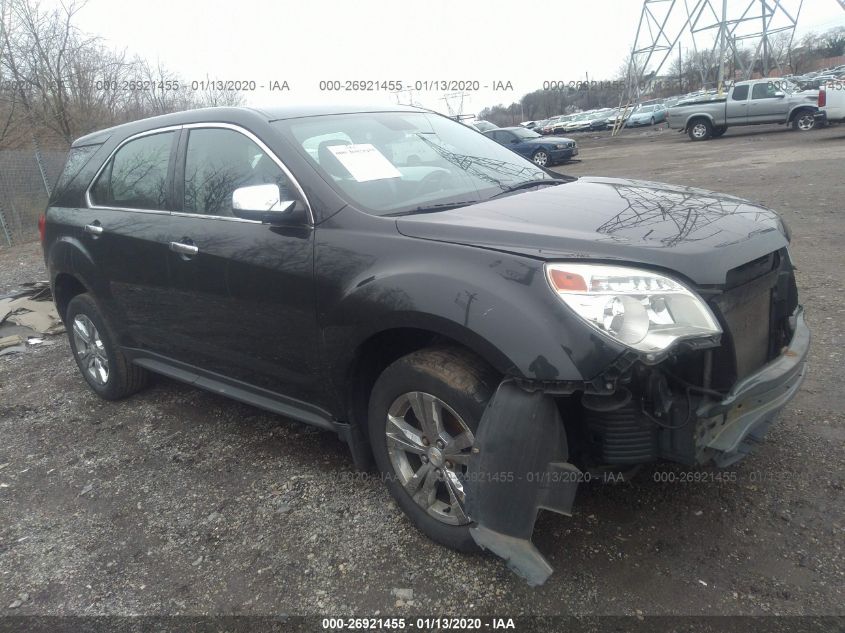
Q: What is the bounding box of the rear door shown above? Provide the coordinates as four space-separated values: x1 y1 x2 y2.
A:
748 81 790 123
725 84 750 124
163 124 321 402
81 128 178 352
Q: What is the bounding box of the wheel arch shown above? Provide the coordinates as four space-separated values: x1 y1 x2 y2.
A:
53 272 89 322
342 323 510 436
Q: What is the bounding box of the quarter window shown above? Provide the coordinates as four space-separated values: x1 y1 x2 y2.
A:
90 131 174 210
731 85 749 100
183 128 296 217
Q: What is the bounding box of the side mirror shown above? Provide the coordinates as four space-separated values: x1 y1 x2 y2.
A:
774 91 785 98
232 184 296 223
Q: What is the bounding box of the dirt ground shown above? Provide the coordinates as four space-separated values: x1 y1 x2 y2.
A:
0 122 843 619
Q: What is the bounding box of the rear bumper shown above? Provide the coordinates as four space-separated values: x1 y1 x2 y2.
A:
695 307 810 466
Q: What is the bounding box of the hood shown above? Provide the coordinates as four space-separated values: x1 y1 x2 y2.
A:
539 135 575 144
395 177 788 286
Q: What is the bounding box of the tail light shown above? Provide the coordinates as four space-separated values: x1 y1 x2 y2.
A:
38 214 46 243
819 88 826 108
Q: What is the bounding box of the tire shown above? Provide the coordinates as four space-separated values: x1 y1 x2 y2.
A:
66 293 149 400
792 110 816 131
688 118 713 141
368 346 498 552
711 126 727 138
650 117 655 126
531 150 549 167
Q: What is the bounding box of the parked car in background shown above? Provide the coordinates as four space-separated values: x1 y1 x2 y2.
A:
484 126 578 166
667 79 819 140
818 81 845 123
625 104 668 127
467 120 498 132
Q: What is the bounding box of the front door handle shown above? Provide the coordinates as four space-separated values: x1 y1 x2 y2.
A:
84 223 103 235
169 241 199 256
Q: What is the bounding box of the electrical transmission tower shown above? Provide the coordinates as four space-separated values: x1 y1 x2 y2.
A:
624 0 807 105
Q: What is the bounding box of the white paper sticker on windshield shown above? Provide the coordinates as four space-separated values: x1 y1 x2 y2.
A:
327 144 402 182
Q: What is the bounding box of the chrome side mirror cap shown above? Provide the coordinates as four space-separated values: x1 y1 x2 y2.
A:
232 184 296 223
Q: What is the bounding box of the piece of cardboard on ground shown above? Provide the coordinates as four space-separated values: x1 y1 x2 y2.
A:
0 282 64 337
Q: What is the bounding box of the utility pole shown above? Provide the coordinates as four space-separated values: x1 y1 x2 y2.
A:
761 0 769 76
717 0 728 93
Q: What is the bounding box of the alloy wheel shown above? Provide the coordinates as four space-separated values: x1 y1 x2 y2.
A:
797 114 815 131
533 151 548 167
72 314 109 385
691 123 708 139
385 391 475 525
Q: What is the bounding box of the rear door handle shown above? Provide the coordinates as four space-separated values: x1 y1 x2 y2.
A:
169 241 199 256
84 223 103 235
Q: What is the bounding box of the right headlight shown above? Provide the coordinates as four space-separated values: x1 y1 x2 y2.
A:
545 263 722 355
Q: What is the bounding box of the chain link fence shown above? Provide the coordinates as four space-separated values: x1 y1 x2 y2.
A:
0 149 67 247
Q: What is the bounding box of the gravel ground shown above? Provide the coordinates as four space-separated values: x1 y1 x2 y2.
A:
0 123 842 618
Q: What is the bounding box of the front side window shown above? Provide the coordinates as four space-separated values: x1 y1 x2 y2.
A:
751 83 778 99
90 131 174 210
276 111 550 216
183 128 296 217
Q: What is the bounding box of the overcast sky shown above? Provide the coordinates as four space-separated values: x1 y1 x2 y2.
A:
66 0 845 117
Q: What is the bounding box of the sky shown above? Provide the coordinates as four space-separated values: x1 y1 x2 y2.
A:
63 0 845 118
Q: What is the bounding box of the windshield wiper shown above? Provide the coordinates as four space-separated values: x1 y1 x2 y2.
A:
489 179 566 199
385 201 480 217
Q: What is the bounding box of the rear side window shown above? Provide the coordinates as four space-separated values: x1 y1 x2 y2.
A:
90 131 174 210
182 128 296 217
731 85 749 100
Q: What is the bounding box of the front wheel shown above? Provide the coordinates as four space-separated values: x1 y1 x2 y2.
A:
792 111 816 131
532 150 549 167
688 119 713 141
368 347 498 551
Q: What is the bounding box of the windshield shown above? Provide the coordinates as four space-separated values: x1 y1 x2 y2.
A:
274 111 553 216
511 127 540 139
638 106 654 113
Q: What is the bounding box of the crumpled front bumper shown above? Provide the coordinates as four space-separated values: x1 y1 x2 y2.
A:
695 307 810 467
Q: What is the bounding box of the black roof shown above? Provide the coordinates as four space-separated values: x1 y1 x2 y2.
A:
72 104 428 147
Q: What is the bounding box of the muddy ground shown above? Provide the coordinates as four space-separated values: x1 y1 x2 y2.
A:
0 122 842 618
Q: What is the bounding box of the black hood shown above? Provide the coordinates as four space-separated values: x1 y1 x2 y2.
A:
395 177 788 286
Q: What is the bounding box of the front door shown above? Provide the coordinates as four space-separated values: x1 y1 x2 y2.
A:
163 125 321 403
747 82 790 123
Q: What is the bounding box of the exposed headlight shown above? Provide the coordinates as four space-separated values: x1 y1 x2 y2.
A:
554 144 568 149
545 263 721 354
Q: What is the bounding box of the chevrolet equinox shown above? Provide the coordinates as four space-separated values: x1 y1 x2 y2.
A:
41 105 810 583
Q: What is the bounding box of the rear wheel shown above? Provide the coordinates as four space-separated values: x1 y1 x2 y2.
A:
688 119 713 141
532 150 549 167
368 347 498 551
792 110 816 131
66 294 149 400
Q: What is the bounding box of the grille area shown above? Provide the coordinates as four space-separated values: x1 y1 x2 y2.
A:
709 248 797 387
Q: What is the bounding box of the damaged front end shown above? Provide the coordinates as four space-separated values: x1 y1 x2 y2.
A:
466 249 810 585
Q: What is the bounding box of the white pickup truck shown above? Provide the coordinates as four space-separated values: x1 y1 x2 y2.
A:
818 81 845 123
667 79 820 141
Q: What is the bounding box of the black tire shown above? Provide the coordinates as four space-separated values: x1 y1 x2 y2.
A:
792 110 816 131
687 118 713 141
368 346 498 552
711 126 727 138
531 150 549 167
66 293 149 400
